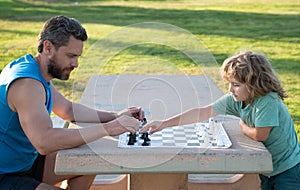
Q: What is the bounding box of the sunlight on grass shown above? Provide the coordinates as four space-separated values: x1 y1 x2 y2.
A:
0 0 299 137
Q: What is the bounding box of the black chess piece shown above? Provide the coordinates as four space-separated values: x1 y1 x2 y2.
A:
139 118 148 129
141 132 151 146
141 132 151 142
142 118 147 125
133 133 137 143
142 138 150 146
127 133 136 145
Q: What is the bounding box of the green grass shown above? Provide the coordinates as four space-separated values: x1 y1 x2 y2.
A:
0 0 299 138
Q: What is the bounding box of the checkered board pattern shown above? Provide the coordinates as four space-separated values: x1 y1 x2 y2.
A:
118 121 232 149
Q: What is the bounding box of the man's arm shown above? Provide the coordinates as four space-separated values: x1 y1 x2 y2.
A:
7 78 138 155
51 84 143 123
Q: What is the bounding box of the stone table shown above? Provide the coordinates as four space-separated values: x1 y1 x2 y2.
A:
55 75 272 190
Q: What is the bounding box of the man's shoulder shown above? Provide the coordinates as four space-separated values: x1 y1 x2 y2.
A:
1 54 39 83
10 54 39 73
10 78 45 95
7 78 46 112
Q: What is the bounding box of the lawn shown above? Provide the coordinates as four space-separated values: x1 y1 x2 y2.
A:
0 0 299 137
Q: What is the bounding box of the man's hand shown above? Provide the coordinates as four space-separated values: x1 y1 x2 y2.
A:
104 115 140 136
117 107 144 121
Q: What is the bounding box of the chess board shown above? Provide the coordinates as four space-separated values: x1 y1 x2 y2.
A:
118 119 232 149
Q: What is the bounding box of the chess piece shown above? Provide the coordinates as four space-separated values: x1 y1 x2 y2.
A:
141 132 151 146
142 138 150 146
141 132 151 141
128 133 136 145
133 133 137 143
207 118 214 135
203 133 210 148
139 118 148 129
213 120 220 140
142 118 147 125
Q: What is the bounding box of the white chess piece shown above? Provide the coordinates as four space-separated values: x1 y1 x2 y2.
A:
207 118 214 135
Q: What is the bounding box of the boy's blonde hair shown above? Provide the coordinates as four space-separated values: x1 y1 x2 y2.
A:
221 51 287 104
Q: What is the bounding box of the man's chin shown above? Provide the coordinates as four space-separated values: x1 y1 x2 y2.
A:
55 74 70 80
61 72 71 80
61 76 70 80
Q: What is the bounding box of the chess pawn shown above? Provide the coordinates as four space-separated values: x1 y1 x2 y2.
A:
127 133 136 145
203 133 210 148
207 118 214 135
213 120 220 140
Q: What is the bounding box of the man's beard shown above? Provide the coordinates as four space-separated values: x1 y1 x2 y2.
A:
47 56 73 80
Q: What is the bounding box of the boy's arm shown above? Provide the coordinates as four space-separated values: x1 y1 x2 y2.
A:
239 119 271 142
142 104 217 134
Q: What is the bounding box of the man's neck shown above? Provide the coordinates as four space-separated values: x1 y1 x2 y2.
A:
34 54 53 82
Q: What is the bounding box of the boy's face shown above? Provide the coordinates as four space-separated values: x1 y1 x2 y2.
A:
228 77 250 105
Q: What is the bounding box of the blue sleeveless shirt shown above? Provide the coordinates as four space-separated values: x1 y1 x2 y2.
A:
0 54 53 174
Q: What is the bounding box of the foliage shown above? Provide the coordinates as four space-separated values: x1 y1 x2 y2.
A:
0 0 299 138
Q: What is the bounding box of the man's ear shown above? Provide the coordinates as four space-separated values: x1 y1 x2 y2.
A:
43 40 54 55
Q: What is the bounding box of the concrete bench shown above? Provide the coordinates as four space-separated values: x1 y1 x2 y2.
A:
89 174 259 190
90 174 128 190
188 174 260 190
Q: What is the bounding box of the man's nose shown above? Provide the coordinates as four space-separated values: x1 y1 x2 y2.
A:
71 59 78 68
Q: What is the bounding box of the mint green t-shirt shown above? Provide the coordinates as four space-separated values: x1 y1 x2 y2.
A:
213 92 300 176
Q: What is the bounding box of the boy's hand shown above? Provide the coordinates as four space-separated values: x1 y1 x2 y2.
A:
141 120 165 135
